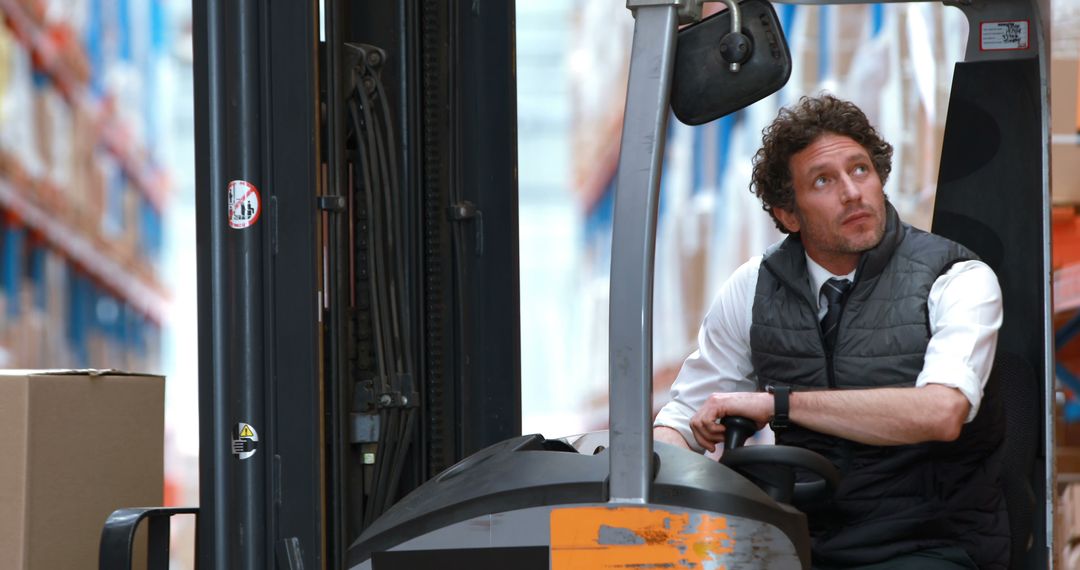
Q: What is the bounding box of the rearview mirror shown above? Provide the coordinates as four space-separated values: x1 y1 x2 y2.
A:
671 0 791 125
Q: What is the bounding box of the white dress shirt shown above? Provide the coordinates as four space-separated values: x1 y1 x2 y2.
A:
654 253 1003 452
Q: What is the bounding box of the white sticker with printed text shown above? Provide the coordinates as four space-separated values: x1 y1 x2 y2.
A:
980 21 1029 51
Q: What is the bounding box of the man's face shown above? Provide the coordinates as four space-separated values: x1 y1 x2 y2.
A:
774 133 887 274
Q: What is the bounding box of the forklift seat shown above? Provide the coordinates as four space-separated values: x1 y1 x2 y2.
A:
930 50 1046 570
995 350 1039 569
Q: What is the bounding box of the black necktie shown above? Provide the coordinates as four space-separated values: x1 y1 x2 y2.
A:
820 278 852 354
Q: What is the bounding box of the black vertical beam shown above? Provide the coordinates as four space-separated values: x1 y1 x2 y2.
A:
455 0 520 456
205 0 268 565
418 0 458 478
232 3 268 567
197 0 321 566
268 0 322 568
324 0 350 567
194 0 234 567
400 0 426 496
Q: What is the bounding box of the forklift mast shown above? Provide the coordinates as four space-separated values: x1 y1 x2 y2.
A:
170 0 1057 569
192 1 519 568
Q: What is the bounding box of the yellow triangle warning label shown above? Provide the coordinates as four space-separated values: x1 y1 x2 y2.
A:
239 425 255 438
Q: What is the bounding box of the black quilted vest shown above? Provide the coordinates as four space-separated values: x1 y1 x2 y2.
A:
750 203 1009 569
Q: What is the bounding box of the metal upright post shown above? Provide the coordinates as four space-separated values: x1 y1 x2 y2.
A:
235 2 268 566
324 0 350 565
607 2 679 504
193 0 226 565
196 0 268 567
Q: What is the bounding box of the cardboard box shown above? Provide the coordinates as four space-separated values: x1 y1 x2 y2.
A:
0 370 164 569
1051 56 1080 204
1054 143 1080 205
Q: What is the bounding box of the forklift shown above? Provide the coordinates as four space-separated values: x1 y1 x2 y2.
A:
99 0 1053 568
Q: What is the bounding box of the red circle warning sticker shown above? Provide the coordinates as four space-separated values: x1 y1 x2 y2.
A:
228 180 261 229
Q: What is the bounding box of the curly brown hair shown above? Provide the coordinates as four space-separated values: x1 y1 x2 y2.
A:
750 95 893 233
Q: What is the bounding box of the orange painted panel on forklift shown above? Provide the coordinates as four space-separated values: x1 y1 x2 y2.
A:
550 505 734 569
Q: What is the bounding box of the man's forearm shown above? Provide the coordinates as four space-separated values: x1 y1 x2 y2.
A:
690 384 971 450
789 384 969 445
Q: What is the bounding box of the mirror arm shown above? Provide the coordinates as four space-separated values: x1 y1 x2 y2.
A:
627 0 704 25
718 0 745 72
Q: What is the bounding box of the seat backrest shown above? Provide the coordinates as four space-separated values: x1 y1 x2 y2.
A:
993 349 1039 569
931 58 1047 568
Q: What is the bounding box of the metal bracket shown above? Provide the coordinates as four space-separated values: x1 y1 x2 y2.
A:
449 201 484 255
372 373 419 410
350 413 381 443
318 195 346 212
627 0 702 25
718 0 744 72
343 43 388 97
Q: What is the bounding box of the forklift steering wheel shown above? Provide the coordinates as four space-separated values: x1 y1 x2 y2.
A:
718 416 840 506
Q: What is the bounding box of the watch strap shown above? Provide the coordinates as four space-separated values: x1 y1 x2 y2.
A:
769 385 791 430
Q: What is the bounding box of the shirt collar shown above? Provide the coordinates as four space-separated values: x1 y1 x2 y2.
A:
806 254 856 310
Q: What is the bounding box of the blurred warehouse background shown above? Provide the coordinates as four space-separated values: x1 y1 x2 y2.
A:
0 0 198 561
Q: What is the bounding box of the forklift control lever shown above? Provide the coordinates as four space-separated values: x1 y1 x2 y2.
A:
718 415 841 507
721 415 758 451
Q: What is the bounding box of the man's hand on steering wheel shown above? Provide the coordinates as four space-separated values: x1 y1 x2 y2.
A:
689 391 772 452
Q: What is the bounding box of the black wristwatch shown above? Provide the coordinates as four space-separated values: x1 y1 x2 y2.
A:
767 385 791 430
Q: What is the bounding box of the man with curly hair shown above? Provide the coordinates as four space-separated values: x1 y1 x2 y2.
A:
654 95 1007 569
